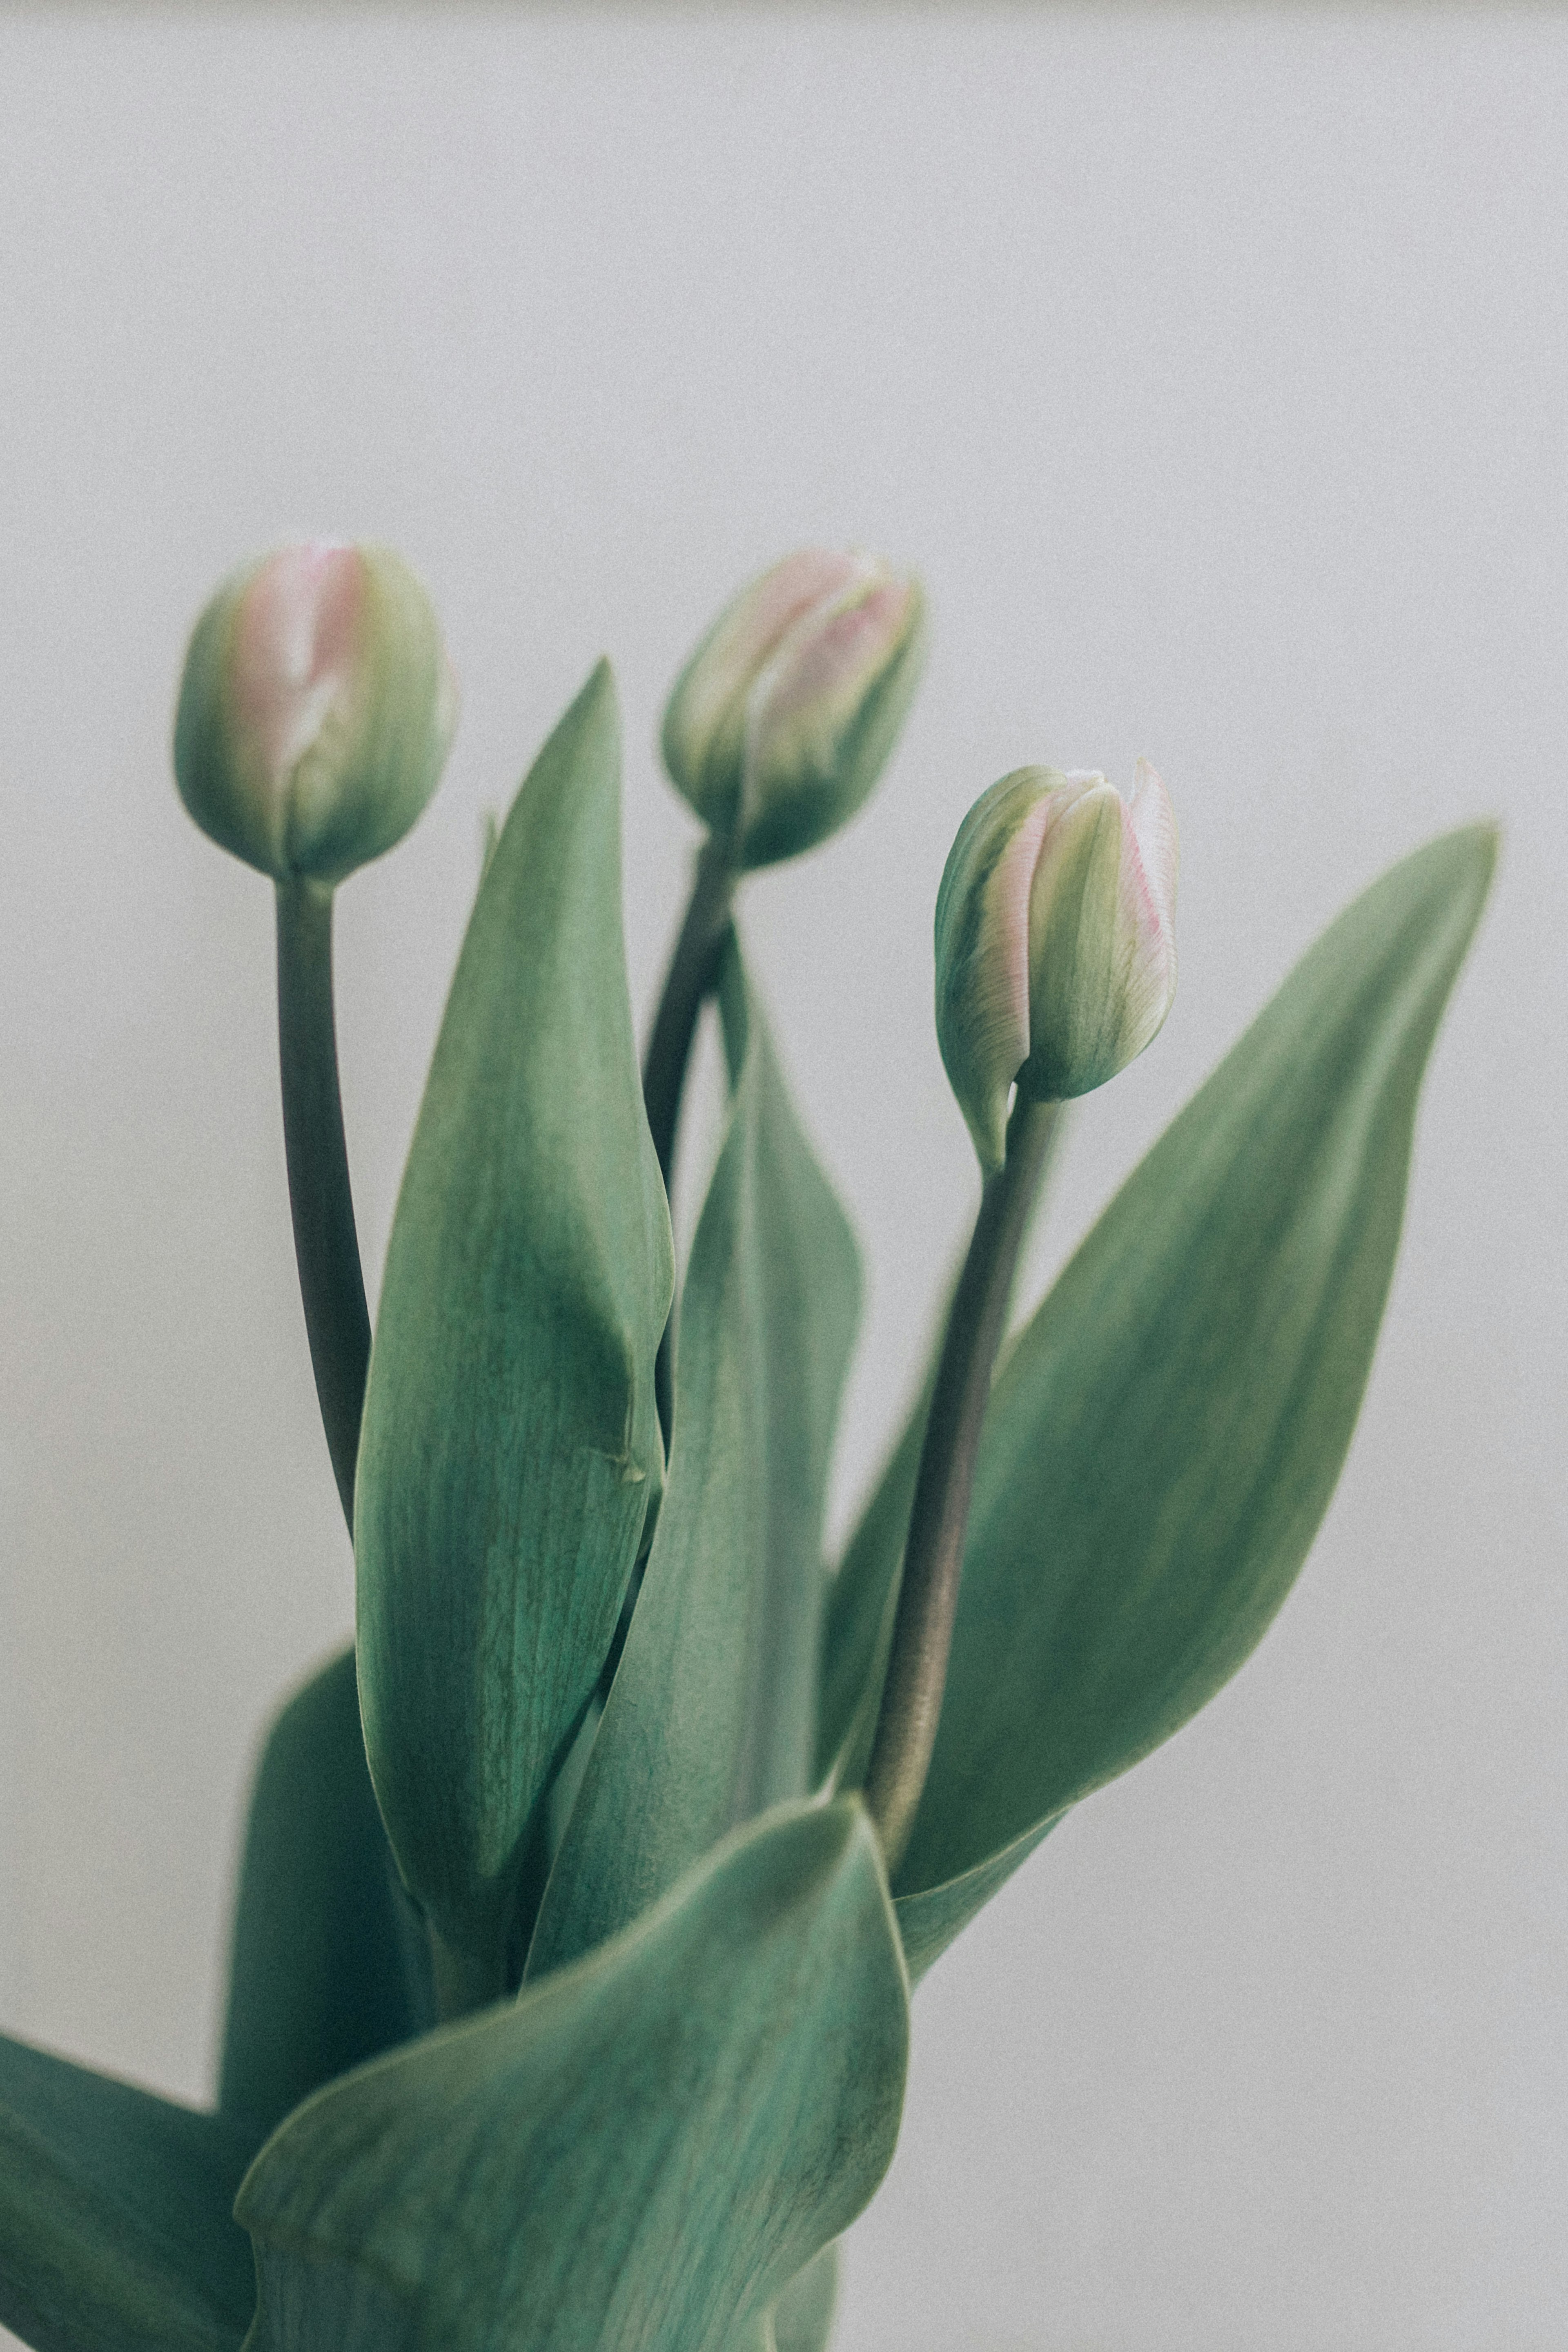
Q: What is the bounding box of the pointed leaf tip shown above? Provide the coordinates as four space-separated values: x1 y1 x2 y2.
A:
356 661 673 1993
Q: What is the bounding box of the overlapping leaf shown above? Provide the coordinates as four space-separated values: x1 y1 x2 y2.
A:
219 1646 432 2139
884 826 1493 1973
355 663 674 2000
0 2035 258 2352
528 944 857 1980
236 1799 908 2352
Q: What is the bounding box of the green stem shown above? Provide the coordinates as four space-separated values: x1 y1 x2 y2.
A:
864 1094 1061 1876
642 835 737 1187
275 878 372 1534
642 836 737 1437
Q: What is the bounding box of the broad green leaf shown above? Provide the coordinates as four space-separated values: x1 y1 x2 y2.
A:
356 662 674 1997
236 1799 909 2352
528 948 857 1980
893 826 1495 1965
219 1647 433 2139
715 940 862 1808
0 2035 257 2352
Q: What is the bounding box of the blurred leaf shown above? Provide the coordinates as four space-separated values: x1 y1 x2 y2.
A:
771 2246 839 2352
0 2035 257 2352
722 2246 839 2352
528 948 857 1979
219 1646 433 2139
893 827 1495 1969
237 1799 908 2352
356 662 674 1996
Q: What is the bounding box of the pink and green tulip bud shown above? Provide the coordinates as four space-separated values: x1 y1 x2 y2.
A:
662 547 925 870
174 542 457 885
935 761 1178 1169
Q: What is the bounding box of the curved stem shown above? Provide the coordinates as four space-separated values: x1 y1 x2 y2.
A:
864 1095 1061 1876
642 836 737 1437
642 836 737 1186
275 878 371 1534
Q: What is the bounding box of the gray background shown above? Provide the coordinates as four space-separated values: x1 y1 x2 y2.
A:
0 7 1564 2346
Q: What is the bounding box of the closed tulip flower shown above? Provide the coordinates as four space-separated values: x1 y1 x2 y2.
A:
936 761 1178 1169
662 546 924 870
174 540 457 886
173 540 457 1533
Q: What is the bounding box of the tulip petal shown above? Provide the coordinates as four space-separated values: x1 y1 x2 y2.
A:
934 768 1061 1168
663 550 866 834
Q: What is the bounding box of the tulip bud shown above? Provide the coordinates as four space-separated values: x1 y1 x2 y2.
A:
662 547 925 870
174 542 457 885
935 761 1178 1169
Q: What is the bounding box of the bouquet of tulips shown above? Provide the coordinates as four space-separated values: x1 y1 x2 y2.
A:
0 540 1492 2352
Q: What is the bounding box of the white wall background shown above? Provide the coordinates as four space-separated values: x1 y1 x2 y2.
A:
0 7 1564 2347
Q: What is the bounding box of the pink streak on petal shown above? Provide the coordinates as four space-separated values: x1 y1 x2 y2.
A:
722 547 869 684
1114 762 1179 1051
754 570 913 738
987 791 1058 1066
230 543 366 785
1127 758 1179 927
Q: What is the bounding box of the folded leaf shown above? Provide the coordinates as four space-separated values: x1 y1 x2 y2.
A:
0 2034 257 2352
237 1799 909 2352
895 825 1495 1964
528 950 857 1979
219 1647 433 2139
356 662 674 1998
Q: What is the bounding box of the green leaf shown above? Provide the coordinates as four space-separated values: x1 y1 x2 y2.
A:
771 2246 839 2352
715 940 862 1808
355 662 674 1998
236 1799 908 2352
892 1821 1058 1983
527 947 857 1981
815 1362 931 1791
893 826 1495 1968
721 2247 839 2352
0 2035 257 2352
218 1647 433 2139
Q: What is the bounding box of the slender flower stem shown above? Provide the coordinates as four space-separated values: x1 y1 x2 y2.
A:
642 835 738 1188
864 1094 1062 1876
642 836 738 1438
275 877 372 1534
